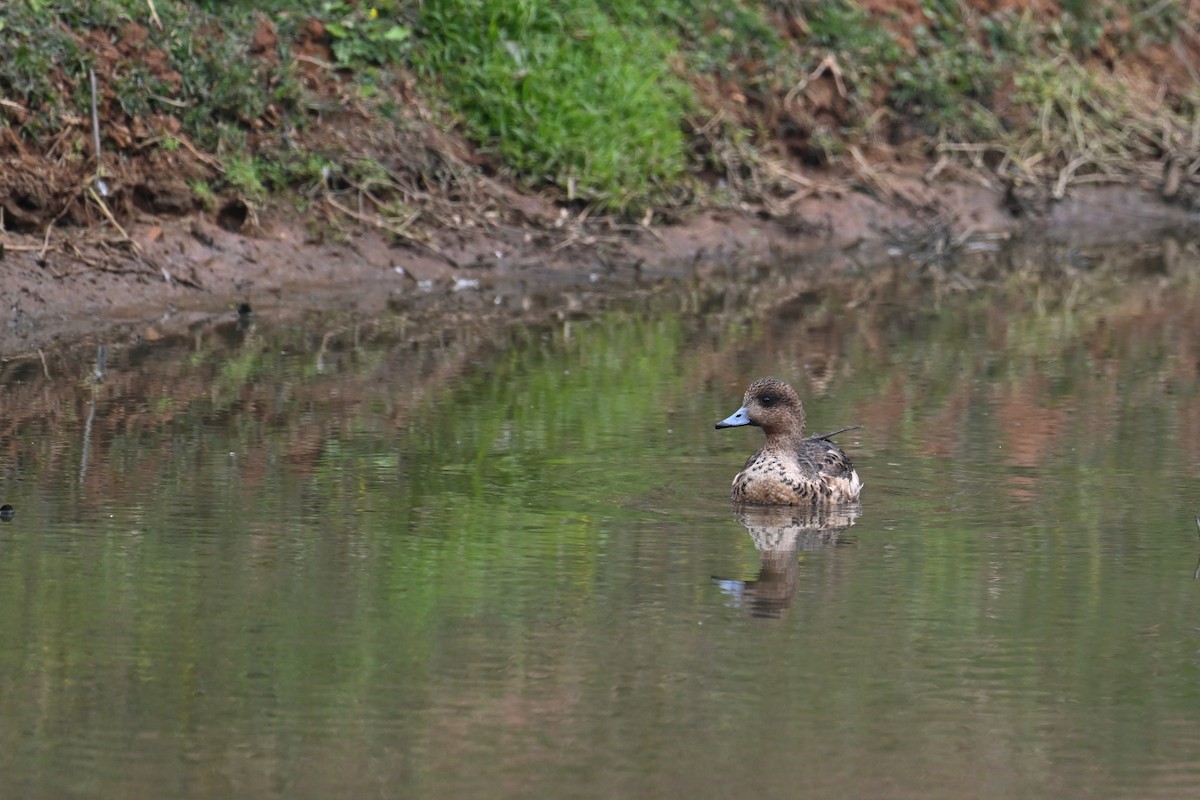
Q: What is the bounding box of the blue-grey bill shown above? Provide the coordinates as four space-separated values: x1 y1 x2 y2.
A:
715 406 751 429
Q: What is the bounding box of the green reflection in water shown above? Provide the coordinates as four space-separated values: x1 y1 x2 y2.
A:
0 242 1199 799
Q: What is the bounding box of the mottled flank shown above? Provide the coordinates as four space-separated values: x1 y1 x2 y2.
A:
716 377 862 506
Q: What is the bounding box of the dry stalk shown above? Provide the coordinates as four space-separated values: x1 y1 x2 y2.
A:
295 54 337 71
849 144 895 201
1053 155 1089 199
87 186 134 244
784 53 848 109
761 159 816 190
326 194 420 236
38 221 55 261
174 133 224 173
324 194 459 267
88 69 104 190
0 242 42 253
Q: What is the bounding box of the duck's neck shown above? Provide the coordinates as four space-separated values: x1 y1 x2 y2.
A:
764 429 806 448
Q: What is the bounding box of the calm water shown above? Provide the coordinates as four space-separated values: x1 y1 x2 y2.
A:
1 238 1199 799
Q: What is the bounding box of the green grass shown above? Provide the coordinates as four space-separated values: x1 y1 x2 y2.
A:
609 0 788 73
414 0 694 212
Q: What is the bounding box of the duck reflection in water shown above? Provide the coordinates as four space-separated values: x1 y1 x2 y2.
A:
713 503 860 619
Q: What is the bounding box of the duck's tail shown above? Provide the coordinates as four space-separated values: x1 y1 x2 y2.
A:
811 425 863 441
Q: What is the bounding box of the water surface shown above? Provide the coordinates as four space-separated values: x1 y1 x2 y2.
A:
1 238 1199 799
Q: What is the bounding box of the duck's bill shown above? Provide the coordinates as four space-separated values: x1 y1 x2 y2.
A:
715 406 751 429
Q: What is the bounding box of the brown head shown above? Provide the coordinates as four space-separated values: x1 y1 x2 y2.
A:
715 377 807 440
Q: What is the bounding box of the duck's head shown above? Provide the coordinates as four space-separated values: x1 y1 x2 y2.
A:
715 377 806 438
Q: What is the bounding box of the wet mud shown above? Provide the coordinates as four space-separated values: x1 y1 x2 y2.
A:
0 176 1193 357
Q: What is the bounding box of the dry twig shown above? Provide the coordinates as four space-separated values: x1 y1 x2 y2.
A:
146 0 163 29
324 195 459 267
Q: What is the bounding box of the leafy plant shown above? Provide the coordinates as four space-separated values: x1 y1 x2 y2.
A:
224 155 268 198
323 0 412 66
189 180 217 210
890 14 1000 138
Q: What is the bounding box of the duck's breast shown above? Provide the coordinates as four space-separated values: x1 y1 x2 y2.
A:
731 449 823 505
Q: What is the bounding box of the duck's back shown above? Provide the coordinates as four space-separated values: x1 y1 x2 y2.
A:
732 435 862 506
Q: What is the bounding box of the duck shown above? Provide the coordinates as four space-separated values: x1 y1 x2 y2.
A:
715 377 863 506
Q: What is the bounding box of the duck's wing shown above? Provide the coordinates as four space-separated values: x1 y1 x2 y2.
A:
799 436 858 480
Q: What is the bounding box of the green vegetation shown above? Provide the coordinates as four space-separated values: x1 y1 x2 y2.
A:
323 0 412 65
413 0 693 210
1 0 1197 221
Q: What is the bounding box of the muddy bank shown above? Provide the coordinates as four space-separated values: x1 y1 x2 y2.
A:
1 174 1195 357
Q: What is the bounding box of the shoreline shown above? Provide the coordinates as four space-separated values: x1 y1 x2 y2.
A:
2 178 1194 355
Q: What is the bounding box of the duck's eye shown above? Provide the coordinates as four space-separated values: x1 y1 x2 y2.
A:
759 393 778 407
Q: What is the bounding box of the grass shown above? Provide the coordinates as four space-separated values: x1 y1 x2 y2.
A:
787 0 1199 190
1 0 1198 223
413 0 694 212
0 0 406 193
0 1 303 163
